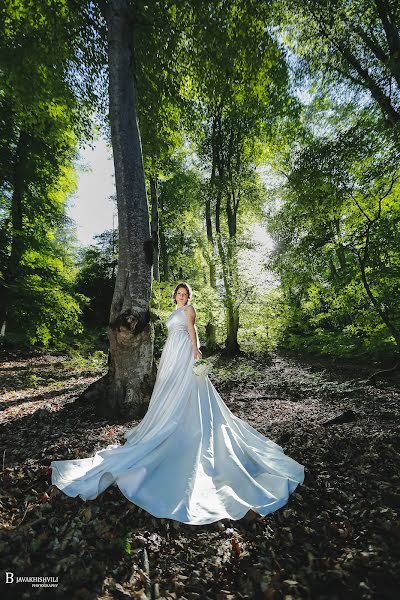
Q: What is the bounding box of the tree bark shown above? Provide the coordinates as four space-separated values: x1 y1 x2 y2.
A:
224 295 240 355
373 0 400 66
224 155 240 355
215 211 240 356
224 234 240 356
95 0 155 419
150 175 160 281
205 221 217 351
206 193 217 289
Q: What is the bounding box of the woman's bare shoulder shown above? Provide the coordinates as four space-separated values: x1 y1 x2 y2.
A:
183 304 196 316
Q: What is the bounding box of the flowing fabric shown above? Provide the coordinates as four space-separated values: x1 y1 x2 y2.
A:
51 305 305 525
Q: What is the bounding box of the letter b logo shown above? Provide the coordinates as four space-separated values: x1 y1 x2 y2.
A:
5 572 14 583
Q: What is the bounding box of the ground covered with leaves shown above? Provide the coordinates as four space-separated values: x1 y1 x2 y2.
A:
0 349 399 600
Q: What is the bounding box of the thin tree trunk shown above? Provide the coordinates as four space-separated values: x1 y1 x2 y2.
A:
358 255 400 351
159 194 169 281
309 5 400 126
205 144 218 352
150 175 160 281
0 130 28 341
205 201 217 351
212 118 241 356
205 191 216 287
93 0 155 419
224 167 240 355
215 209 240 357
224 234 240 356
178 230 184 279
225 296 240 355
373 0 400 74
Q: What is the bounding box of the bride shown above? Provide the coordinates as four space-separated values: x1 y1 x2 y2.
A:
51 283 304 525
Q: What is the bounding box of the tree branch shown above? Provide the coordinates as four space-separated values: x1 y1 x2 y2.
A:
348 189 373 223
354 25 389 67
308 3 400 125
373 0 400 59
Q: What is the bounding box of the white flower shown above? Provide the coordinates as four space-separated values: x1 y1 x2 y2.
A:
192 358 211 377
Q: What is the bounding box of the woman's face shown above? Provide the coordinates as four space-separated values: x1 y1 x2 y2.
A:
175 287 189 305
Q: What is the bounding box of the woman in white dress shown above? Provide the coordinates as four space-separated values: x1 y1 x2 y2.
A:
51 283 304 525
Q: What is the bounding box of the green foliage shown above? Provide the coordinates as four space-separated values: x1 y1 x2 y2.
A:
267 112 400 360
0 165 85 348
0 0 100 350
74 230 117 327
27 373 45 387
238 288 283 353
2 0 399 366
276 0 400 127
64 349 108 376
157 152 206 279
5 273 85 348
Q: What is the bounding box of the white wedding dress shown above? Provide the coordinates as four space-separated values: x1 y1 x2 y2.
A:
51 305 304 525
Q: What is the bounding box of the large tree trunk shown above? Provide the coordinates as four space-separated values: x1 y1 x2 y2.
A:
0 130 28 341
150 175 160 282
94 0 155 419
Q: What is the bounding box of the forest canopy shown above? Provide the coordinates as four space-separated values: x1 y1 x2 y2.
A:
0 0 399 365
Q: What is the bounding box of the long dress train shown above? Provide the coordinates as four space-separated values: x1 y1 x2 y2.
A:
51 305 305 525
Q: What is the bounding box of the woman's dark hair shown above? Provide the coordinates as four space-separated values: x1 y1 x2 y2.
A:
171 282 193 304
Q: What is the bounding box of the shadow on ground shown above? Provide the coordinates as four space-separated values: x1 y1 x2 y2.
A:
0 351 399 599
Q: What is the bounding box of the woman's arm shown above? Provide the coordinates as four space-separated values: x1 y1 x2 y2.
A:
184 305 202 359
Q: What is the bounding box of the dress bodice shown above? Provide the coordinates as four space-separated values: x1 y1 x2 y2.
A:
166 305 200 348
166 306 189 333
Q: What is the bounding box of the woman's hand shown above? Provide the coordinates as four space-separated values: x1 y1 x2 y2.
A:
193 348 202 360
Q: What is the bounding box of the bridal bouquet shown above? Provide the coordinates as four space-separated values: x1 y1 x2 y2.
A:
192 358 212 377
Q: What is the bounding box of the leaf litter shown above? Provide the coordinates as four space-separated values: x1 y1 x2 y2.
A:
0 350 399 599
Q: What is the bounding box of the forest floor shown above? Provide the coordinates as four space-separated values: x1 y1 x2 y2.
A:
0 349 399 600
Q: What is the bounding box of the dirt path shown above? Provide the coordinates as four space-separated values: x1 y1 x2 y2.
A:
0 351 399 599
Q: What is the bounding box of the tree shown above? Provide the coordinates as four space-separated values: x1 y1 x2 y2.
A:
267 113 400 359
135 14 187 284
277 0 400 127
0 0 91 346
83 0 155 418
155 152 205 284
186 0 294 354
